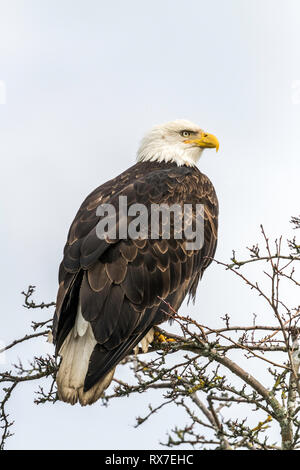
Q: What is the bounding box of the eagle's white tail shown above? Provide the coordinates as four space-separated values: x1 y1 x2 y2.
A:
56 305 155 406
56 305 115 406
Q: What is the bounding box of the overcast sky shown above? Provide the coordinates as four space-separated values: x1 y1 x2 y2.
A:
1 0 300 449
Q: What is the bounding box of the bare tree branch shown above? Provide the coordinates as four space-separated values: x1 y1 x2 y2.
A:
1 217 299 450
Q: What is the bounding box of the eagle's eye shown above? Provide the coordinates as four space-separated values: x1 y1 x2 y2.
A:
181 130 191 138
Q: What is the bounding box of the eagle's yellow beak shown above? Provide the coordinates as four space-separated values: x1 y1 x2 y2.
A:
184 132 219 152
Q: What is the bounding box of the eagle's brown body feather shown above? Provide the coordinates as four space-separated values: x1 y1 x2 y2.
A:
53 161 218 404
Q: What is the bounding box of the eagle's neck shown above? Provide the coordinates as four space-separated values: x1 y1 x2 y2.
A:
136 142 203 167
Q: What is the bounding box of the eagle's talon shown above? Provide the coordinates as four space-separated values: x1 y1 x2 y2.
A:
154 331 176 343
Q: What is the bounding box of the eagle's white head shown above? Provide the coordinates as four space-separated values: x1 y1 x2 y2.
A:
137 119 219 167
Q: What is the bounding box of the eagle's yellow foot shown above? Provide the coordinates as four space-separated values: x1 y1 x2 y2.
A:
154 331 176 343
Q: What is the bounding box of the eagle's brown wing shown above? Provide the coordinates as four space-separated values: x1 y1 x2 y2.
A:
53 162 218 391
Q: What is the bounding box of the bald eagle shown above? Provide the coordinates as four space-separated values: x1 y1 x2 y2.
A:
52 120 219 405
